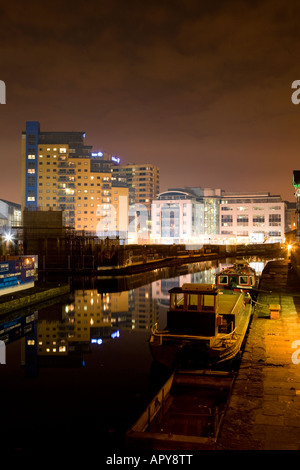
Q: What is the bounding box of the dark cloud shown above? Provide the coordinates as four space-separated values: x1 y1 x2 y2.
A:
0 0 300 203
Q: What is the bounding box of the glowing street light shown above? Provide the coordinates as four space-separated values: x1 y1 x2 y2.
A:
4 233 13 243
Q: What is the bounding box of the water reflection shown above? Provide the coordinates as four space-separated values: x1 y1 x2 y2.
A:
0 257 268 374
152 264 217 309
0 256 272 450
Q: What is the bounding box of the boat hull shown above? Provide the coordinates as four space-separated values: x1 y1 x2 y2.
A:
126 370 235 450
149 301 253 370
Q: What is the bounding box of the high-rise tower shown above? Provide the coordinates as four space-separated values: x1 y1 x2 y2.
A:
21 121 128 237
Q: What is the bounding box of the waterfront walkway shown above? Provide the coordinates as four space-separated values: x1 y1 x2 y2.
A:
217 259 300 450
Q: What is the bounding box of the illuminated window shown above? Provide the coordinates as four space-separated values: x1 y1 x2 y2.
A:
221 215 233 226
237 215 249 226
27 169 35 174
269 214 281 226
253 216 265 226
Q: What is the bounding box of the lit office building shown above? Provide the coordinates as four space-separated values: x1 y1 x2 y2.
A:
0 199 22 234
21 121 128 237
151 187 222 245
220 192 286 243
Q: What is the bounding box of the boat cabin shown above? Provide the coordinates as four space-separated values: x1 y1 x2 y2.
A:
216 272 255 288
169 283 219 314
216 261 256 290
167 284 220 337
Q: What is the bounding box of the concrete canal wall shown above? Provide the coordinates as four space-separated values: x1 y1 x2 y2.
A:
0 284 70 316
37 242 282 275
217 259 300 450
291 242 300 278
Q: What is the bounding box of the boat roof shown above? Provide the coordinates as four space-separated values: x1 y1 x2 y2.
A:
217 264 256 276
169 283 219 295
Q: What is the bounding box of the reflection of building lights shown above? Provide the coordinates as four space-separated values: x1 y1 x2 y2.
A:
111 330 120 339
91 338 103 345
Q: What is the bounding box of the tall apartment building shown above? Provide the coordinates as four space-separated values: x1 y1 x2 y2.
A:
21 121 128 237
112 163 160 243
112 163 160 214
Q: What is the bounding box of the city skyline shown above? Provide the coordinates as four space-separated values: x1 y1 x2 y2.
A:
1 0 300 204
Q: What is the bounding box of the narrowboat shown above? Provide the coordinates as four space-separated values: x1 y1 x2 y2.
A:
126 369 234 450
215 260 258 298
149 283 253 370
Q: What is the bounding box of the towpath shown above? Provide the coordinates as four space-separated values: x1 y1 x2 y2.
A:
217 259 300 450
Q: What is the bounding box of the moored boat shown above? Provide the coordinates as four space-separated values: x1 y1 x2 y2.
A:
215 260 258 298
126 369 234 450
149 283 253 370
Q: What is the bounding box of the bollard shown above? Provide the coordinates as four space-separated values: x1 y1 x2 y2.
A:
269 304 281 320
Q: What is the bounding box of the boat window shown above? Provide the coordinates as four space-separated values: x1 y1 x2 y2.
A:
171 293 184 309
201 295 215 311
250 276 255 286
187 294 198 310
218 275 228 285
239 276 249 285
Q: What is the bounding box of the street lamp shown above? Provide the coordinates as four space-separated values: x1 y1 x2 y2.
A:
4 233 13 243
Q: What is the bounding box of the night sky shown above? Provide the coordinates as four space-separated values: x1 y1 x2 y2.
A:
1 0 300 204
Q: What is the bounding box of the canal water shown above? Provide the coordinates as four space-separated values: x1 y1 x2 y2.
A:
0 257 269 452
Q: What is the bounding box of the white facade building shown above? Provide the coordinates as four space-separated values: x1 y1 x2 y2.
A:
0 199 22 235
151 189 286 245
151 188 222 245
220 192 285 244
